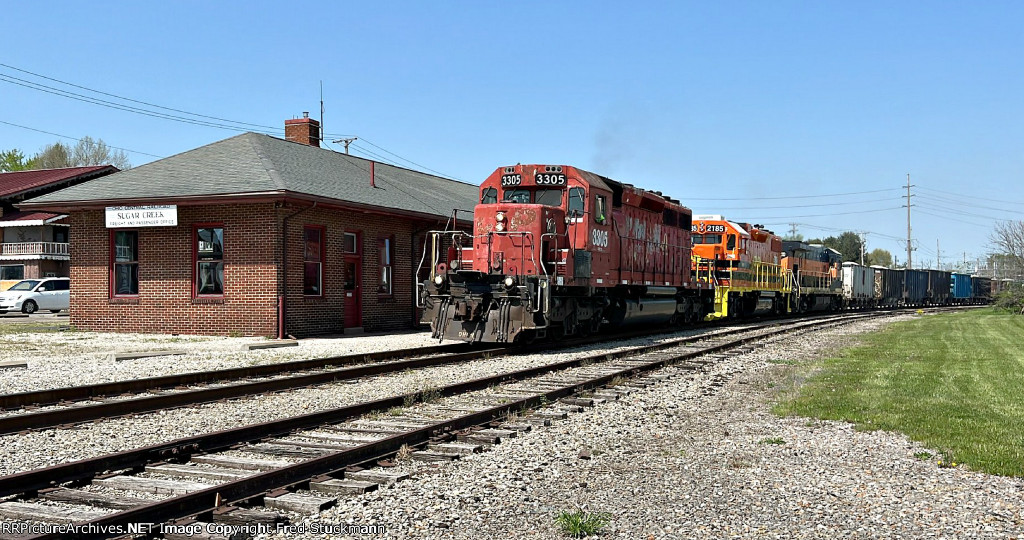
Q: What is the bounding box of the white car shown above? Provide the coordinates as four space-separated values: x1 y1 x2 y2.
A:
0 278 70 314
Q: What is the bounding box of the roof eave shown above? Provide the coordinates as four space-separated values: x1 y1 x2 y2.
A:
17 190 474 227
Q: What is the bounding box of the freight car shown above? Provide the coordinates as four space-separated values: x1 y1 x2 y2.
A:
951 273 973 303
782 242 842 312
418 164 714 343
902 269 929 306
972 276 992 304
872 266 903 307
925 270 952 305
841 262 874 308
691 216 793 319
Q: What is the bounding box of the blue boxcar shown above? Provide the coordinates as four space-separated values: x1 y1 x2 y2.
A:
951 273 973 299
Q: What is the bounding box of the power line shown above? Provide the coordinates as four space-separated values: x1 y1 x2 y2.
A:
717 206 904 220
0 62 280 132
702 197 895 211
0 119 163 159
685 187 902 201
347 137 460 181
0 73 281 134
917 194 1024 215
916 209 990 227
1 63 458 180
918 185 1024 205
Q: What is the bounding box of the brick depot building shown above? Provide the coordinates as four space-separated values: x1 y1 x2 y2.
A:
21 118 477 337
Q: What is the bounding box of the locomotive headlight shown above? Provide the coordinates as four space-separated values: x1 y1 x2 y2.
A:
433 275 445 286
504 276 515 288
496 222 505 232
495 212 505 222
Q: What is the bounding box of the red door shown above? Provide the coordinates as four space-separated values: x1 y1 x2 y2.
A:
343 232 362 329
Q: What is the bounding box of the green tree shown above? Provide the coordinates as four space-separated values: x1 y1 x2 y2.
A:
34 142 73 169
866 248 893 267
820 232 864 263
33 137 131 170
0 149 35 172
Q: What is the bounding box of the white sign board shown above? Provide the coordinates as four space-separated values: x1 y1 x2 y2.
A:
105 205 178 228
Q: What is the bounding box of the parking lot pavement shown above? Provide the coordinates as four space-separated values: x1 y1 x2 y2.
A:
0 312 69 323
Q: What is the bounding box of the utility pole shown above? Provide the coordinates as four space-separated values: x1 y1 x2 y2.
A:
904 173 914 269
936 239 940 270
332 137 358 154
788 223 799 240
859 231 866 265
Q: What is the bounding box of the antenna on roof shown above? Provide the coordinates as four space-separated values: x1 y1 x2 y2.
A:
319 81 324 144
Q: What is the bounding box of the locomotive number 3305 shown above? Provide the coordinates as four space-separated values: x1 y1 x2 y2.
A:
535 173 567 186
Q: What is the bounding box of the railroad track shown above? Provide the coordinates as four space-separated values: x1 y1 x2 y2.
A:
0 306 977 436
0 311 889 540
0 313 840 435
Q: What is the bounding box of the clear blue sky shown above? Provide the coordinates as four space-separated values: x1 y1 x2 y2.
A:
2 1 1022 269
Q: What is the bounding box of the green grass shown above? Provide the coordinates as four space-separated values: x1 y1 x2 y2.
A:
758 437 786 445
554 509 611 538
775 308 1024 476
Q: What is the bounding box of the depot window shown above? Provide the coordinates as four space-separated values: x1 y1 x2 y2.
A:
378 236 393 296
304 226 325 296
111 230 139 296
0 265 24 281
195 226 224 296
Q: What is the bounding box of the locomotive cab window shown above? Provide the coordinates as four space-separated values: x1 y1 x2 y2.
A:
692 234 723 245
726 234 737 250
480 187 497 204
502 189 530 203
568 187 585 217
534 189 562 207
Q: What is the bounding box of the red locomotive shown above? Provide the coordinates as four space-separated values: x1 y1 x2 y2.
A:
419 164 714 343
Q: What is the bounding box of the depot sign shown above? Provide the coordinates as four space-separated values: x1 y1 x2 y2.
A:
105 205 178 228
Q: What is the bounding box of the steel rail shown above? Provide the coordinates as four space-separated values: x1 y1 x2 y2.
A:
0 313 866 503
19 312 873 540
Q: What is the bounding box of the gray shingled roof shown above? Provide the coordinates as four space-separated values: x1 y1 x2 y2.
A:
23 133 479 220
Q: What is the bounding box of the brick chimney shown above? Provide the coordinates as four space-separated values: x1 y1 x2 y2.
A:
285 112 320 147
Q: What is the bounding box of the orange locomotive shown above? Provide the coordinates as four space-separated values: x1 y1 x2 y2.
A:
419 165 714 343
690 215 794 319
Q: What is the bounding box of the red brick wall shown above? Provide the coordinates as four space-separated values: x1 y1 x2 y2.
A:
68 201 448 337
69 204 280 336
281 204 426 336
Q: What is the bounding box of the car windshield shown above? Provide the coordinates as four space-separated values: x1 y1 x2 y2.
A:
8 280 40 291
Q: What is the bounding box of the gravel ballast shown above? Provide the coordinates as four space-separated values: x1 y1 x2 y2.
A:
0 325 740 475
261 315 1024 539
